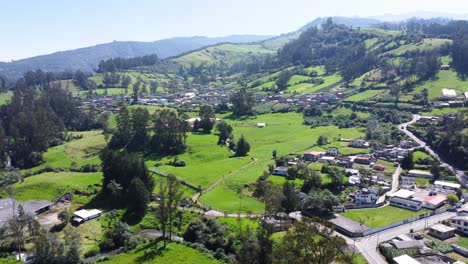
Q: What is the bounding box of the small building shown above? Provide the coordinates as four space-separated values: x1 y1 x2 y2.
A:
354 188 379 204
408 170 433 178
272 166 288 176
428 223 456 240
388 189 415 199
450 216 468 235
345 168 359 176
372 173 386 182
326 147 339 157
353 156 371 165
400 140 416 149
257 123 266 128
72 209 102 224
303 151 324 162
393 254 421 264
373 164 385 171
349 175 361 185
440 64 451 70
319 156 336 164
400 176 416 190
390 197 422 211
336 156 352 167
442 88 457 98
349 139 369 148
434 180 461 191
423 195 447 210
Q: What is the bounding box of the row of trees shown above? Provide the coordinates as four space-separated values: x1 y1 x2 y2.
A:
97 54 159 72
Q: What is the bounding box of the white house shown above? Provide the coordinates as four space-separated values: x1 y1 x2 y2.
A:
400 176 416 189
388 189 415 199
326 147 339 157
450 216 468 235
389 197 422 211
408 170 433 178
354 188 379 204
422 195 447 210
272 167 288 176
434 181 461 191
319 156 336 164
72 209 102 224
442 88 457 98
349 139 369 148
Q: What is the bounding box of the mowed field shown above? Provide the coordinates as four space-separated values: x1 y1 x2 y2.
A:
341 206 431 228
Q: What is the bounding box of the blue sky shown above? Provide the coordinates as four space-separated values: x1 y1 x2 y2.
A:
1 0 467 61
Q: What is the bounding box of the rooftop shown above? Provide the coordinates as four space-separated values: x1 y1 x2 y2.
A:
388 189 415 199
429 223 455 233
394 254 421 264
423 195 447 205
73 209 102 219
434 181 461 189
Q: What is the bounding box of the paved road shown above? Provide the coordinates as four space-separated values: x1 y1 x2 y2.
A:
399 114 467 187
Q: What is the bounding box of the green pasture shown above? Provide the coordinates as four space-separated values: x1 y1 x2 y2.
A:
412 70 468 99
100 242 220 264
341 206 430 228
344 90 384 102
12 171 102 204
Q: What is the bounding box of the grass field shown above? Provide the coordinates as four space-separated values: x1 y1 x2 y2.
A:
387 38 451 55
341 206 430 228
412 70 468 99
413 150 435 164
286 73 341 94
200 183 265 213
287 75 312 85
345 90 384 102
24 131 106 174
173 43 275 66
217 216 260 231
422 107 467 116
12 171 102 205
456 236 468 248
0 91 13 105
100 242 220 264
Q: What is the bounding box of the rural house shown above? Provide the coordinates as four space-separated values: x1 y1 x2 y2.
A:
450 216 468 235
272 166 288 176
353 188 379 204
428 223 456 240
389 197 422 211
302 151 324 162
400 176 416 190
349 139 369 148
326 147 339 157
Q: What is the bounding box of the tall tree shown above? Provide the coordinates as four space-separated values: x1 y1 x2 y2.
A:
235 135 251 157
273 218 350 264
198 105 216 133
216 121 233 144
230 88 255 117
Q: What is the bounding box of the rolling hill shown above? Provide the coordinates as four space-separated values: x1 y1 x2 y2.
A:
0 35 273 78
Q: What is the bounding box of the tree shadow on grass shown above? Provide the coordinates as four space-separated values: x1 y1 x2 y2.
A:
122 209 145 225
135 240 166 263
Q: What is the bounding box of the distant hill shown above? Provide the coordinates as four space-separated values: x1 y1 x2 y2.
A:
0 35 273 78
300 17 383 30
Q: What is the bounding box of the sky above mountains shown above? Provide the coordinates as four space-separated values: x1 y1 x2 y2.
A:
1 0 468 61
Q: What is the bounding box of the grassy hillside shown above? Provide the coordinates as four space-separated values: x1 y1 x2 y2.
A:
172 44 275 66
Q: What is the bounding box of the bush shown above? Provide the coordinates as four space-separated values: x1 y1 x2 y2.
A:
425 239 453 253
